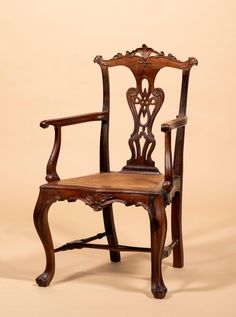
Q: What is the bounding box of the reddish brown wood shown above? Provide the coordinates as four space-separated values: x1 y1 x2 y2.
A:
161 116 187 132
171 191 184 267
149 195 167 299
161 116 188 191
54 237 178 257
45 126 61 182
163 130 173 191
33 44 197 298
40 112 108 182
33 188 57 286
98 66 120 262
122 86 164 173
40 111 108 128
102 205 120 262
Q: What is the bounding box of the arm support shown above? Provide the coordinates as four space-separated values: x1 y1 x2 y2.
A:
161 116 188 191
40 111 108 128
41 111 108 182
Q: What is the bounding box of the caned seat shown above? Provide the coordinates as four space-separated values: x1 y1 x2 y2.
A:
33 44 197 299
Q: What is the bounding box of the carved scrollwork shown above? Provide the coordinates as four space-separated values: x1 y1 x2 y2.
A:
93 55 108 66
80 192 114 211
123 80 164 172
112 44 179 62
43 188 150 212
94 44 198 74
94 45 197 71
113 52 123 59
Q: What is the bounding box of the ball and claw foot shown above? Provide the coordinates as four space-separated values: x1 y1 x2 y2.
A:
36 272 52 287
152 284 167 299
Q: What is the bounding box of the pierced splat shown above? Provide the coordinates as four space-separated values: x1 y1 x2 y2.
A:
122 78 164 173
94 44 197 173
94 44 197 174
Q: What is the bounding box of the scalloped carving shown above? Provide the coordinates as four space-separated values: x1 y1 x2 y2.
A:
113 44 179 63
94 44 198 70
44 189 150 212
80 192 114 211
93 55 108 66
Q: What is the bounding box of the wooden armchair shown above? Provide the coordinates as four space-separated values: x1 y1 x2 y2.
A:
33 44 197 299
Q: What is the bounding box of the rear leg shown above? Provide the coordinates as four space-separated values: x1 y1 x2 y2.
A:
171 191 184 268
102 205 120 262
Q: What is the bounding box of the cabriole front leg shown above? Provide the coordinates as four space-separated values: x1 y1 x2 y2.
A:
33 188 56 287
148 195 167 299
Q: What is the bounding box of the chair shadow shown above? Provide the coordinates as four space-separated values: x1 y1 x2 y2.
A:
167 215 236 297
0 215 235 298
54 252 151 295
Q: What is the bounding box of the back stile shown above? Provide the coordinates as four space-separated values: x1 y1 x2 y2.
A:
99 65 111 172
173 70 190 177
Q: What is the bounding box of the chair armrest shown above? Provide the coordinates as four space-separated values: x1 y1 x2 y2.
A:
41 111 108 182
161 116 187 132
40 111 108 128
161 116 187 191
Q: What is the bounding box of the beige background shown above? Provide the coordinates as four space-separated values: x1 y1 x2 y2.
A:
0 0 236 316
